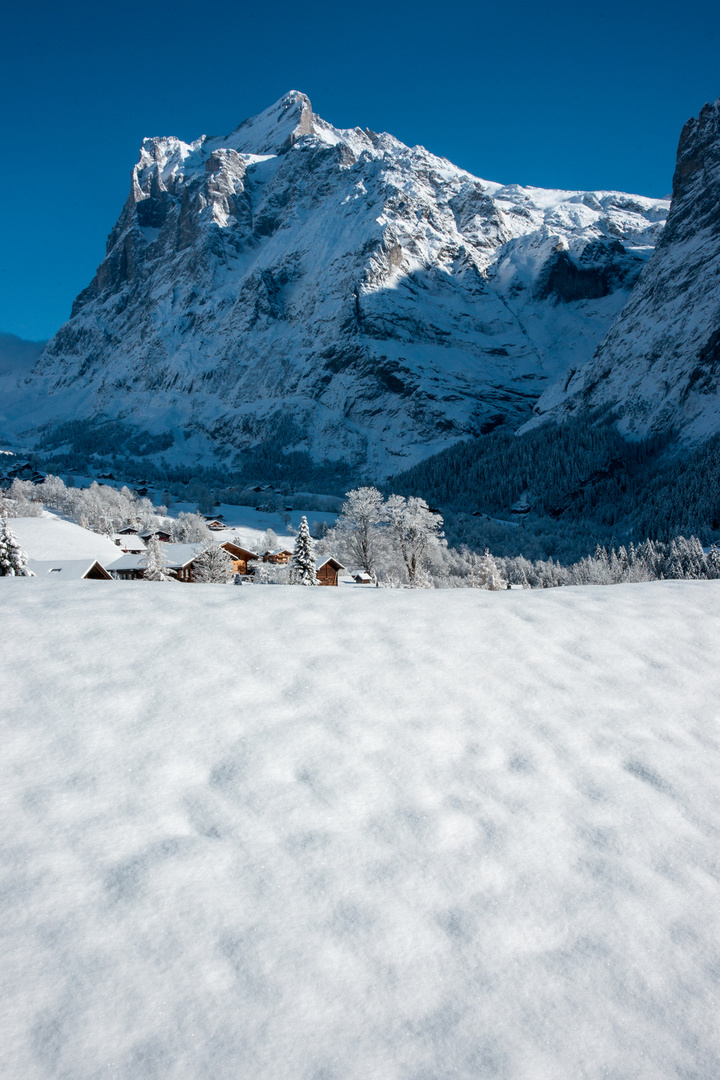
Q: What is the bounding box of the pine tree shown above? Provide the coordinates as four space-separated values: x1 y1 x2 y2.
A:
193 541 234 583
143 534 172 581
0 515 32 576
290 516 317 585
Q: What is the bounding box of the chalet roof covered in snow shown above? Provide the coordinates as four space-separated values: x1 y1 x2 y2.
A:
9 516 125 566
26 559 113 580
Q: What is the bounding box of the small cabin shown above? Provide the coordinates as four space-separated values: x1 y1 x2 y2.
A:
262 548 293 565
353 572 373 585
316 556 345 587
220 541 259 575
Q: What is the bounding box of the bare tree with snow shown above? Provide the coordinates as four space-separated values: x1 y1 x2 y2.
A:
331 486 387 578
193 542 234 584
385 495 444 586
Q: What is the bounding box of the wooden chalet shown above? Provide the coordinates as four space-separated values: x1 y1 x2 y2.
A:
353 571 373 585
316 556 345 586
262 548 293 565
204 518 226 531
140 530 172 543
220 541 259 575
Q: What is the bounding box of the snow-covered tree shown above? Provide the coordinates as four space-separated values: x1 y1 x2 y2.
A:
142 534 172 581
385 495 444 585
193 541 234 583
260 528 279 553
171 512 211 543
466 550 507 590
0 515 32 576
332 486 387 577
253 561 290 585
290 516 317 585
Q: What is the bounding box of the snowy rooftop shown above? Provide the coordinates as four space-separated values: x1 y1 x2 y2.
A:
9 516 126 565
25 559 110 580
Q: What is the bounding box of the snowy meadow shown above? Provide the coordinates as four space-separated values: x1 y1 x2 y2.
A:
2 578 720 1079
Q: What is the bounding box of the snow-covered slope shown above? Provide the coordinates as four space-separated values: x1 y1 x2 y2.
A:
531 95 720 443
9 92 667 475
2 579 720 1078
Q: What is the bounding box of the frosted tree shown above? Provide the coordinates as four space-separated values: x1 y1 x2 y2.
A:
260 528 279 553
385 495 444 585
290 516 317 585
171 512 211 543
0 515 32 576
467 550 507 590
143 534 172 581
193 542 234 583
332 486 387 577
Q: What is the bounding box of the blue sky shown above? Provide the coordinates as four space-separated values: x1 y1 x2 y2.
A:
1 0 718 341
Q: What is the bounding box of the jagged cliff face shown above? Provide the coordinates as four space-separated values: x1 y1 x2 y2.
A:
18 91 668 475
532 96 720 444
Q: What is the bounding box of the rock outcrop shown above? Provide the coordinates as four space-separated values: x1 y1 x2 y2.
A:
531 96 720 444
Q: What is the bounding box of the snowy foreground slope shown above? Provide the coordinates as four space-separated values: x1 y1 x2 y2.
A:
2 581 720 1079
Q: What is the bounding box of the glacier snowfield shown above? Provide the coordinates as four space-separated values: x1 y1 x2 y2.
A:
2 580 720 1079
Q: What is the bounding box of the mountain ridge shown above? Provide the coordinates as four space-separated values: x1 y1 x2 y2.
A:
4 92 669 478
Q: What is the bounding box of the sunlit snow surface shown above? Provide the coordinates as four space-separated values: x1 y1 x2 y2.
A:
2 580 720 1079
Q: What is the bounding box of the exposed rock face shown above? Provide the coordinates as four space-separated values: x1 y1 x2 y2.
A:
531 96 720 444
17 91 668 475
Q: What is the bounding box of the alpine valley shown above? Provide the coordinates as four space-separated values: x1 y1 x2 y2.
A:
1 91 671 479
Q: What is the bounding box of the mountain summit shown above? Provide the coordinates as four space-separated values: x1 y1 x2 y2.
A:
14 93 668 476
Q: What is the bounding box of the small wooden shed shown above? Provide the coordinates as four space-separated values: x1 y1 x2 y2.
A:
316 556 345 586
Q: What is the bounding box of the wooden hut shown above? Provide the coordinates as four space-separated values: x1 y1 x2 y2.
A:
315 556 345 586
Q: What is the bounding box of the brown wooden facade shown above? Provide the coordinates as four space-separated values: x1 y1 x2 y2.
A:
262 549 293 565
220 542 259 575
316 557 344 586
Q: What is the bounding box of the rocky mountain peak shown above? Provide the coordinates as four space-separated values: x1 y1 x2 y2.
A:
529 94 720 445
8 96 669 478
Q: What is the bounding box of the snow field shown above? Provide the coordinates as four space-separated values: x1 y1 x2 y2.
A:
1 580 720 1079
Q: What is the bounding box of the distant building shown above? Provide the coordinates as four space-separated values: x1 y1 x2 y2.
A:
262 548 293 565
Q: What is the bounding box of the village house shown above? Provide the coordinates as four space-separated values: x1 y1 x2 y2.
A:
316 556 345 586
220 541 259 575
9 516 126 581
262 548 294 565
111 543 201 582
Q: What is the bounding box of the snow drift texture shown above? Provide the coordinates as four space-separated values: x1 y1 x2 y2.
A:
533 94 720 443
13 91 668 475
2 579 720 1079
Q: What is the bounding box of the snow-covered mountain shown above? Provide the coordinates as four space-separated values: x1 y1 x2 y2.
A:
8 92 668 475
531 95 720 443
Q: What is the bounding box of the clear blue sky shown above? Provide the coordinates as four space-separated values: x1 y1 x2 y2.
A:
1 0 718 341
